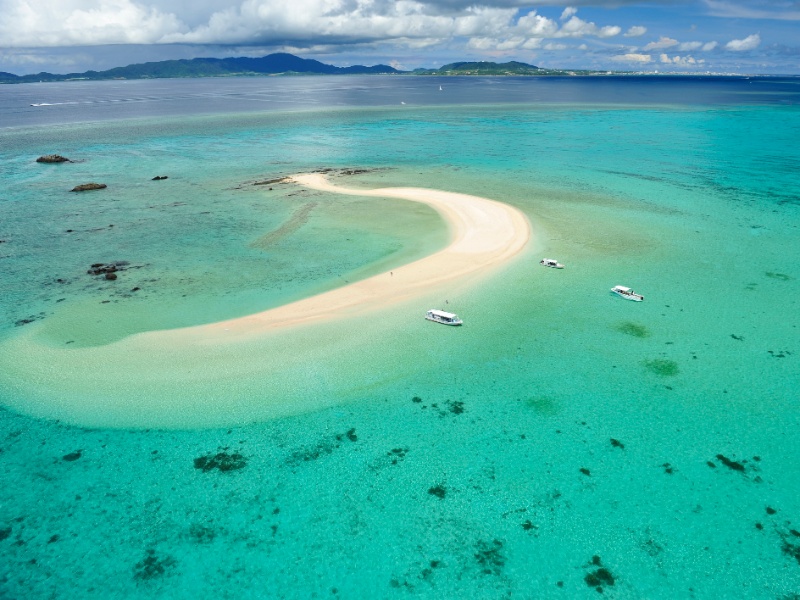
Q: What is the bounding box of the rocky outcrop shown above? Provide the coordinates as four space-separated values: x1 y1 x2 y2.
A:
151 175 168 181
71 183 107 192
36 154 71 163
87 261 129 277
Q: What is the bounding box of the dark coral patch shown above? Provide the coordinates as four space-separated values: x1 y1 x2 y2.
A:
188 524 216 543
446 400 465 415
616 321 650 338
643 359 679 376
781 536 800 566
62 450 82 461
134 549 176 581
585 567 615 589
428 485 446 499
474 539 505 576
715 454 745 472
193 451 247 472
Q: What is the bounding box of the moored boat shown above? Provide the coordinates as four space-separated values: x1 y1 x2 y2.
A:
425 309 463 326
611 285 644 301
540 258 564 269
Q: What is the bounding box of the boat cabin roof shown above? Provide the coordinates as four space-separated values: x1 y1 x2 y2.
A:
428 309 458 319
613 286 632 292
542 258 557 262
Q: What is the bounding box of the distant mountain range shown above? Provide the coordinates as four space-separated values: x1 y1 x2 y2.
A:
0 53 567 84
0 53 400 83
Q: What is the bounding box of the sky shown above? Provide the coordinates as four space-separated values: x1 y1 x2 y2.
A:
1 0 798 75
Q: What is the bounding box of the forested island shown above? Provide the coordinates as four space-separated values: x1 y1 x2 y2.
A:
0 52 611 84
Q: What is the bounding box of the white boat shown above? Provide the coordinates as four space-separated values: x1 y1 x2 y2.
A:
611 285 644 301
540 258 564 269
425 309 463 326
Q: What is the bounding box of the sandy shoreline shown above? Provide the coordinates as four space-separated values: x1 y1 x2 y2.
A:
0 173 533 426
144 172 532 343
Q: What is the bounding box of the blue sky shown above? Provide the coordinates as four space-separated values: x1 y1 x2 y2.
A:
1 0 798 75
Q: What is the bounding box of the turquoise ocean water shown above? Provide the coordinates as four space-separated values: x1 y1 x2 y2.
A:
1 76 799 597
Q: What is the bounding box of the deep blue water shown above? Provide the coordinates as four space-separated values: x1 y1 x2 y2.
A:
2 74 799 129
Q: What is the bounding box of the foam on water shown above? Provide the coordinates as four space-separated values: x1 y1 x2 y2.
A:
1 78 799 598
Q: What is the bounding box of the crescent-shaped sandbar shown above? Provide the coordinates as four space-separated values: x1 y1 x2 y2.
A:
143 173 532 343
0 174 532 427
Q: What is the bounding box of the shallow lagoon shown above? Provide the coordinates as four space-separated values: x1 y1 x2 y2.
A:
1 76 799 597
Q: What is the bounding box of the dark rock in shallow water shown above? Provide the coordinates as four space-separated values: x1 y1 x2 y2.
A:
585 567 615 589
193 451 247 472
71 183 106 192
0 527 11 541
428 485 446 499
105 272 117 281
14 312 45 327
151 176 168 181
88 261 129 276
62 450 82 461
36 154 71 163
715 454 745 472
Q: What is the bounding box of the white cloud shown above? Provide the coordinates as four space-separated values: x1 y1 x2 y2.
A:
516 12 559 37
702 41 718 51
558 15 620 38
678 41 702 51
659 53 705 67
0 0 527 48
643 36 679 51
624 25 647 37
726 33 760 51
612 53 652 63
560 7 577 21
0 0 184 46
543 42 568 50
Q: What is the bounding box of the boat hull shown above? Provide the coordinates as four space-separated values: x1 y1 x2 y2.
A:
425 316 463 326
611 291 643 302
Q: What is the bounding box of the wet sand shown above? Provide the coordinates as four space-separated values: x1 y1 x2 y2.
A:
156 173 532 343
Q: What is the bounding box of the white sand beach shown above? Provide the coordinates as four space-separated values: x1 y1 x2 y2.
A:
0 173 533 426
157 172 532 343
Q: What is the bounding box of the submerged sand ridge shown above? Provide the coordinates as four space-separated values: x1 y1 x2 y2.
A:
157 172 532 341
0 173 532 427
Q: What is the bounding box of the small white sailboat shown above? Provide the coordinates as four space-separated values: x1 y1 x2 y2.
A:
540 258 564 269
611 285 644 301
439 85 443 91
425 309 463 326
